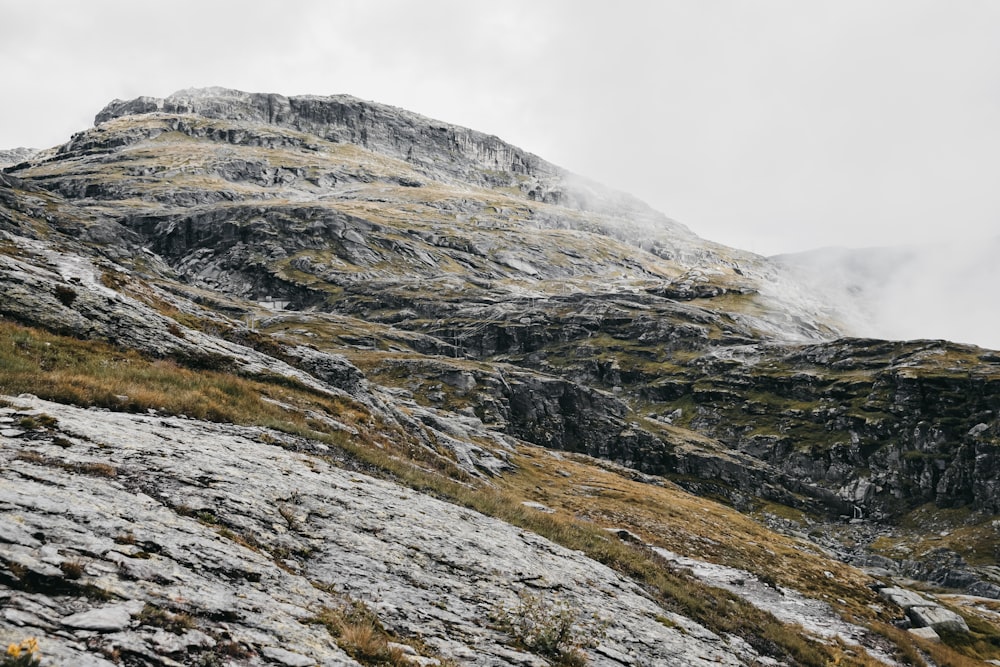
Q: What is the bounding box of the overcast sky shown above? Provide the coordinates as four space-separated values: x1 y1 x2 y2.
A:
2 0 999 257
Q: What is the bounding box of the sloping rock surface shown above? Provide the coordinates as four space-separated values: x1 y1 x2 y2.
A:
878 588 970 634
0 396 758 666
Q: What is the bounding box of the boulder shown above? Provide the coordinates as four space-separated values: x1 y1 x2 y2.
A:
908 605 969 634
908 626 940 642
61 602 143 632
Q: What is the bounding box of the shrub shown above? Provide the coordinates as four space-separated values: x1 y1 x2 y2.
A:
17 417 39 430
491 591 602 665
53 285 77 307
59 559 86 580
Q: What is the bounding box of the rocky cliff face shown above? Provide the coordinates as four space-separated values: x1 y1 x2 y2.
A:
2 88 1000 664
93 88 546 190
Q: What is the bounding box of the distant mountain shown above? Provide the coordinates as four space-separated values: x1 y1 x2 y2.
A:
0 146 39 167
2 88 999 664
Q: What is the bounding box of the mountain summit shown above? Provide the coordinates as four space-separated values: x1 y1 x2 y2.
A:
2 88 999 664
79 88 840 340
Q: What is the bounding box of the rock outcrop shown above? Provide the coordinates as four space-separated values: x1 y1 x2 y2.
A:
879 588 970 634
6 88 999 522
0 396 772 666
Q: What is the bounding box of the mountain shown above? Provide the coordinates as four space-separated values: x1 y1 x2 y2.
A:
1 87 999 665
0 147 38 168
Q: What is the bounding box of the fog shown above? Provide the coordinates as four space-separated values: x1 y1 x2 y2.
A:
774 238 1000 350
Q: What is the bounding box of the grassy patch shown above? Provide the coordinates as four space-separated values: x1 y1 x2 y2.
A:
137 603 196 634
869 504 1000 566
0 319 366 434
16 451 118 479
0 319 867 663
309 598 433 667
893 620 1000 667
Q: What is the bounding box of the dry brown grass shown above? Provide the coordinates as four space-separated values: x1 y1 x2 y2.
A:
491 446 1000 665
0 319 368 439
137 603 196 635
503 446 880 615
311 601 410 666
58 560 85 580
0 320 856 665
338 624 405 664
15 451 118 479
871 503 1000 567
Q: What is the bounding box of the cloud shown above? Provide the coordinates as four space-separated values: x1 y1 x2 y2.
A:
873 239 1000 349
775 238 1000 350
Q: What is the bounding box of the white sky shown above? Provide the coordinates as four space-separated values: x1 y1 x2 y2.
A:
2 0 999 257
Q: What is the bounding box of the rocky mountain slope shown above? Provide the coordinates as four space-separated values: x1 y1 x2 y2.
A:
2 88 1000 665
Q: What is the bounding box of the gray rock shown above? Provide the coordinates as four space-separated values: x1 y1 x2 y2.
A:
520 501 554 514
0 147 38 168
61 602 142 631
968 581 1000 599
908 626 940 642
4 608 54 629
879 586 970 634
285 344 367 395
259 646 318 666
852 554 897 572
6 83 996 665
969 423 990 437
652 547 898 663
907 605 970 634
0 395 768 666
0 517 43 547
606 527 645 543
879 587 932 610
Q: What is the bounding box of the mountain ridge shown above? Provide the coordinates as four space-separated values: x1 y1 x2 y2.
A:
34 87 848 342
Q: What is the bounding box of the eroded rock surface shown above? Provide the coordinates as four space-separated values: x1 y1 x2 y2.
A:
1 396 766 666
878 588 970 634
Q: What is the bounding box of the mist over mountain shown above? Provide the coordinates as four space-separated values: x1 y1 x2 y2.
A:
775 238 1000 350
2 88 1000 665
0 147 39 168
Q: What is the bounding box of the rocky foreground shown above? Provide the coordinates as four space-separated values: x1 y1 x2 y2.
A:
4 394 981 667
0 395 790 666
